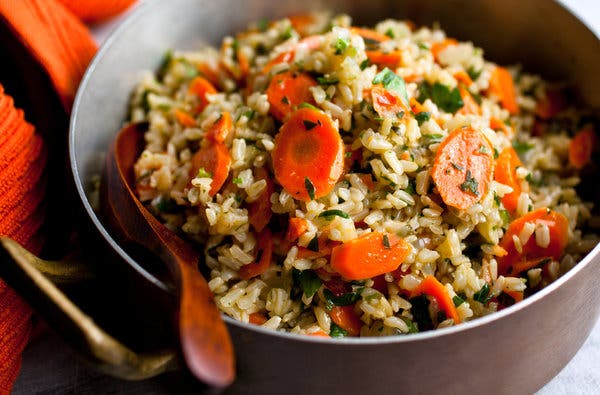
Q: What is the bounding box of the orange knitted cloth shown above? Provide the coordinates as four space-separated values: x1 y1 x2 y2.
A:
0 0 135 392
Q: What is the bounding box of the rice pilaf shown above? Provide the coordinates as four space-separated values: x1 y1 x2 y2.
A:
130 13 598 337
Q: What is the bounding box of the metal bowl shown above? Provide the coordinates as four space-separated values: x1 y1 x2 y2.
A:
70 0 600 392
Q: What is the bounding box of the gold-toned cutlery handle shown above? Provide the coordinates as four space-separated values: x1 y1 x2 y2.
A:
0 237 178 380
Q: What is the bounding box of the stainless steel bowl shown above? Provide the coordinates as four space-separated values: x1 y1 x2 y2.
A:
70 0 600 393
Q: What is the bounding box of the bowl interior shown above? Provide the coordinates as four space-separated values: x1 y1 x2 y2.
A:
70 0 600 331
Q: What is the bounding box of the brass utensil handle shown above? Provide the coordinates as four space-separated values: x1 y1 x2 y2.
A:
0 237 178 380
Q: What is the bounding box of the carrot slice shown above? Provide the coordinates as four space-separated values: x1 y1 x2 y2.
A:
365 50 403 69
262 36 322 75
329 305 363 336
266 71 318 121
458 85 481 115
454 70 473 86
411 276 461 324
490 117 513 139
189 142 232 196
272 107 344 201
188 76 218 113
330 232 411 280
488 66 519 114
239 228 274 279
248 312 268 325
288 14 316 37
509 256 552 277
350 27 391 44
237 48 250 80
569 128 595 169
247 166 275 232
296 237 340 259
174 109 196 127
307 329 330 337
205 112 233 144
497 208 569 276
371 85 409 119
504 290 524 303
286 217 309 242
431 126 494 210
197 63 220 87
431 38 457 62
494 146 523 214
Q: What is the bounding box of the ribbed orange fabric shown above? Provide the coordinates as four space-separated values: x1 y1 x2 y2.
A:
0 0 98 110
58 0 137 23
0 0 135 392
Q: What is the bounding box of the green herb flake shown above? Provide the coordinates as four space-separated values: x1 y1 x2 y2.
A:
307 234 319 252
156 196 178 213
318 210 350 219
401 317 419 333
280 26 293 40
360 59 370 70
414 111 431 126
373 68 409 105
451 162 464 171
385 28 395 39
317 76 340 85
467 66 482 81
293 269 322 298
244 110 256 120
417 42 429 51
473 283 492 304
493 148 500 159
512 140 535 155
382 234 391 249
418 82 464 113
525 173 543 187
299 102 320 111
197 167 212 178
500 209 511 225
334 37 349 55
323 288 362 307
403 179 416 195
452 295 465 307
477 144 489 154
493 193 501 207
304 176 316 200
459 170 479 196
232 177 243 185
344 151 352 158
257 18 269 32
330 322 348 338
423 133 444 145
303 119 320 131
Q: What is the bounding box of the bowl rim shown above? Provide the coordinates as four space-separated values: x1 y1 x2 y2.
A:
69 0 600 344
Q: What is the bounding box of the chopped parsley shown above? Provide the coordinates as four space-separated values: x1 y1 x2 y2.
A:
232 177 243 185
467 66 482 81
360 59 370 70
243 110 255 120
451 162 464 171
156 196 178 213
512 140 535 155
330 323 348 338
257 18 269 32
423 133 444 145
318 210 350 219
401 317 419 333
473 283 492 304
299 102 320 111
452 295 465 307
323 288 362 309
418 82 464 113
307 234 319 252
382 234 391 249
292 269 322 298
303 119 320 130
417 42 429 51
403 179 416 195
459 170 479 196
478 144 489 154
410 295 433 331
317 76 339 85
385 28 395 38
414 111 431 126
372 68 409 105
197 167 212 178
280 25 293 40
304 176 316 200
525 173 543 187
500 209 511 225
334 37 350 55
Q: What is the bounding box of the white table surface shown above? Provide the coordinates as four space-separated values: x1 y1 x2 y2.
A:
13 1 600 394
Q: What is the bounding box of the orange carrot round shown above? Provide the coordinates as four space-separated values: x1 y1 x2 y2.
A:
188 76 218 114
371 85 409 119
494 146 523 214
247 166 274 232
488 66 519 114
431 38 457 62
272 107 344 201
497 208 569 276
458 85 481 115
307 329 330 337
174 109 197 128
454 70 473 86
431 126 494 210
239 228 273 279
366 50 403 69
266 71 317 121
206 112 233 144
189 142 232 197
411 276 461 324
248 312 268 325
350 27 391 44
329 305 363 336
330 232 411 280
285 217 309 242
569 128 595 169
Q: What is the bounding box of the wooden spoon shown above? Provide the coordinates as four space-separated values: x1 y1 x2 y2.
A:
103 122 235 387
